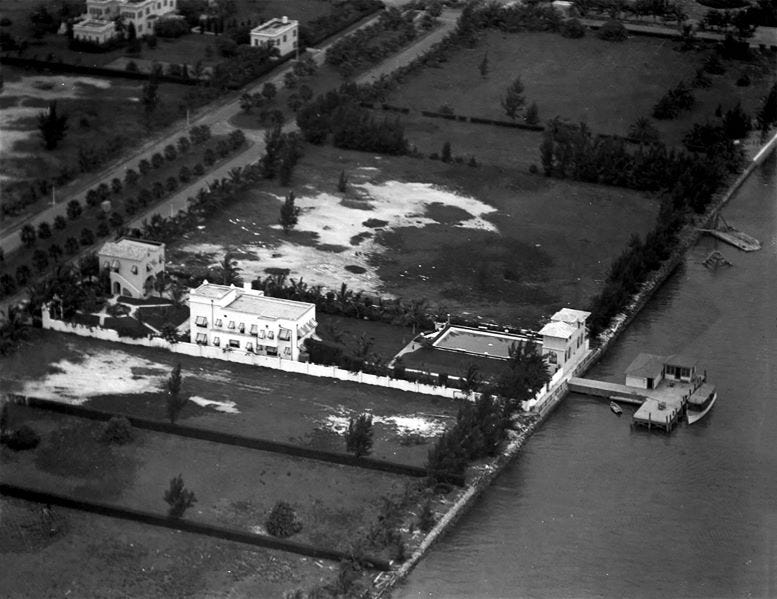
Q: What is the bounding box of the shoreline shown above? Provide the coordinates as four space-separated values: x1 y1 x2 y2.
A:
373 131 777 598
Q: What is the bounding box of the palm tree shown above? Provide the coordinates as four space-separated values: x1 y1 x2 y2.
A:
628 116 660 147
217 251 242 286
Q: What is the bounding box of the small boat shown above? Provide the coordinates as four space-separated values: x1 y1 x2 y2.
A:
609 401 623 416
686 383 717 424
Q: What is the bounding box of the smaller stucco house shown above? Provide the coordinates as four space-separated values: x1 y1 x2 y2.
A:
249 16 298 56
188 281 316 361
538 308 590 371
99 238 165 298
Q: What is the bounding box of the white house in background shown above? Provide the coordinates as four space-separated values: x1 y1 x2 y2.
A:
249 16 298 57
551 0 575 18
188 280 316 361
538 308 590 372
99 238 165 298
625 353 665 390
74 0 178 41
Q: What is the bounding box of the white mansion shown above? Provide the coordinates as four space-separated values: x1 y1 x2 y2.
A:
188 281 317 361
73 0 178 44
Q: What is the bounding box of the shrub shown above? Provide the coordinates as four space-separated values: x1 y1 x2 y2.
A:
736 73 751 87
65 237 79 254
266 501 302 538
164 144 177 161
100 416 134 444
193 163 205 176
441 141 452 163
524 102 540 125
418 498 436 533
37 221 52 239
138 159 152 175
164 474 196 518
203 148 215 166
346 413 374 457
5 425 40 450
80 227 95 246
597 19 627 41
178 165 192 183
125 60 139 72
67 199 82 220
561 17 585 38
177 136 190 154
53 215 67 231
151 153 164 169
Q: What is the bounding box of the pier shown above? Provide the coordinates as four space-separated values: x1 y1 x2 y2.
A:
569 354 715 433
698 214 761 252
568 378 646 404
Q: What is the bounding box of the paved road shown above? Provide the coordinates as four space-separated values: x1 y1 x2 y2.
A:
0 10 386 257
0 7 459 316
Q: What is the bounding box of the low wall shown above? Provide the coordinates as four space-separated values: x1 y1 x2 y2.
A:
0 483 391 570
41 313 471 401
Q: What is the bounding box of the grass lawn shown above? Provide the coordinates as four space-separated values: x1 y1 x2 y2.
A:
0 330 461 466
0 497 334 598
1 408 415 556
167 143 658 326
386 30 777 151
316 313 417 361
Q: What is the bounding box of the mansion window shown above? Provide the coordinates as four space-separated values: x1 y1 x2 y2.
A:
195 316 207 327
267 330 274 340
228 321 235 330
257 330 266 339
213 336 220 347
131 265 138 275
246 342 254 352
546 352 558 365
278 328 291 341
238 323 245 334
215 319 222 328
228 339 240 348
195 333 207 344
250 324 258 335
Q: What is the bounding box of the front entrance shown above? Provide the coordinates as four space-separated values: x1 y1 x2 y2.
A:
113 282 120 295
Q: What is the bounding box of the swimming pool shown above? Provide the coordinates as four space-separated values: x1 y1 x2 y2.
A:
432 327 531 359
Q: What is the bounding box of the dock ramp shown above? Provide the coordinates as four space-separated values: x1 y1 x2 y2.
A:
568 378 646 404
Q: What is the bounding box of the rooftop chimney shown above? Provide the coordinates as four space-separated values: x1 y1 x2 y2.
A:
282 15 288 23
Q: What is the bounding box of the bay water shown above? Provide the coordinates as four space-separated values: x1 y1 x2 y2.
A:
398 154 777 599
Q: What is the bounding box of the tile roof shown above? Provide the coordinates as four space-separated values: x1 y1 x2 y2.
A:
99 239 164 262
551 308 591 325
625 353 666 378
538 320 576 339
227 294 314 321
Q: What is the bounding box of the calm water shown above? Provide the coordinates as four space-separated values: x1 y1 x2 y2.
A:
398 154 777 599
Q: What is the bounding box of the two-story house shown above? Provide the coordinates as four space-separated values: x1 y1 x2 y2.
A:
73 0 178 42
99 238 166 298
188 281 316 361
538 308 590 372
249 16 298 57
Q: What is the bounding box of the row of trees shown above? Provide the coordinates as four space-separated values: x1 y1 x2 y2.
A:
326 7 420 77
426 342 549 484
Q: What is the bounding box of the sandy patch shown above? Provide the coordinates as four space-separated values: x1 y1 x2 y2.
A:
322 407 449 438
181 181 498 294
20 347 169 403
188 395 240 414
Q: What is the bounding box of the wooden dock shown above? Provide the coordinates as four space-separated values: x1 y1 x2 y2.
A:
568 378 646 405
698 228 761 252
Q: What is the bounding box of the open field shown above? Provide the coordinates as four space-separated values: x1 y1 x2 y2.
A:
0 66 198 184
385 30 777 152
167 143 658 326
1 408 413 553
0 496 334 598
0 330 460 466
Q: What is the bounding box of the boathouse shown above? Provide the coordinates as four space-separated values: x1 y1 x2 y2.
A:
624 353 665 390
